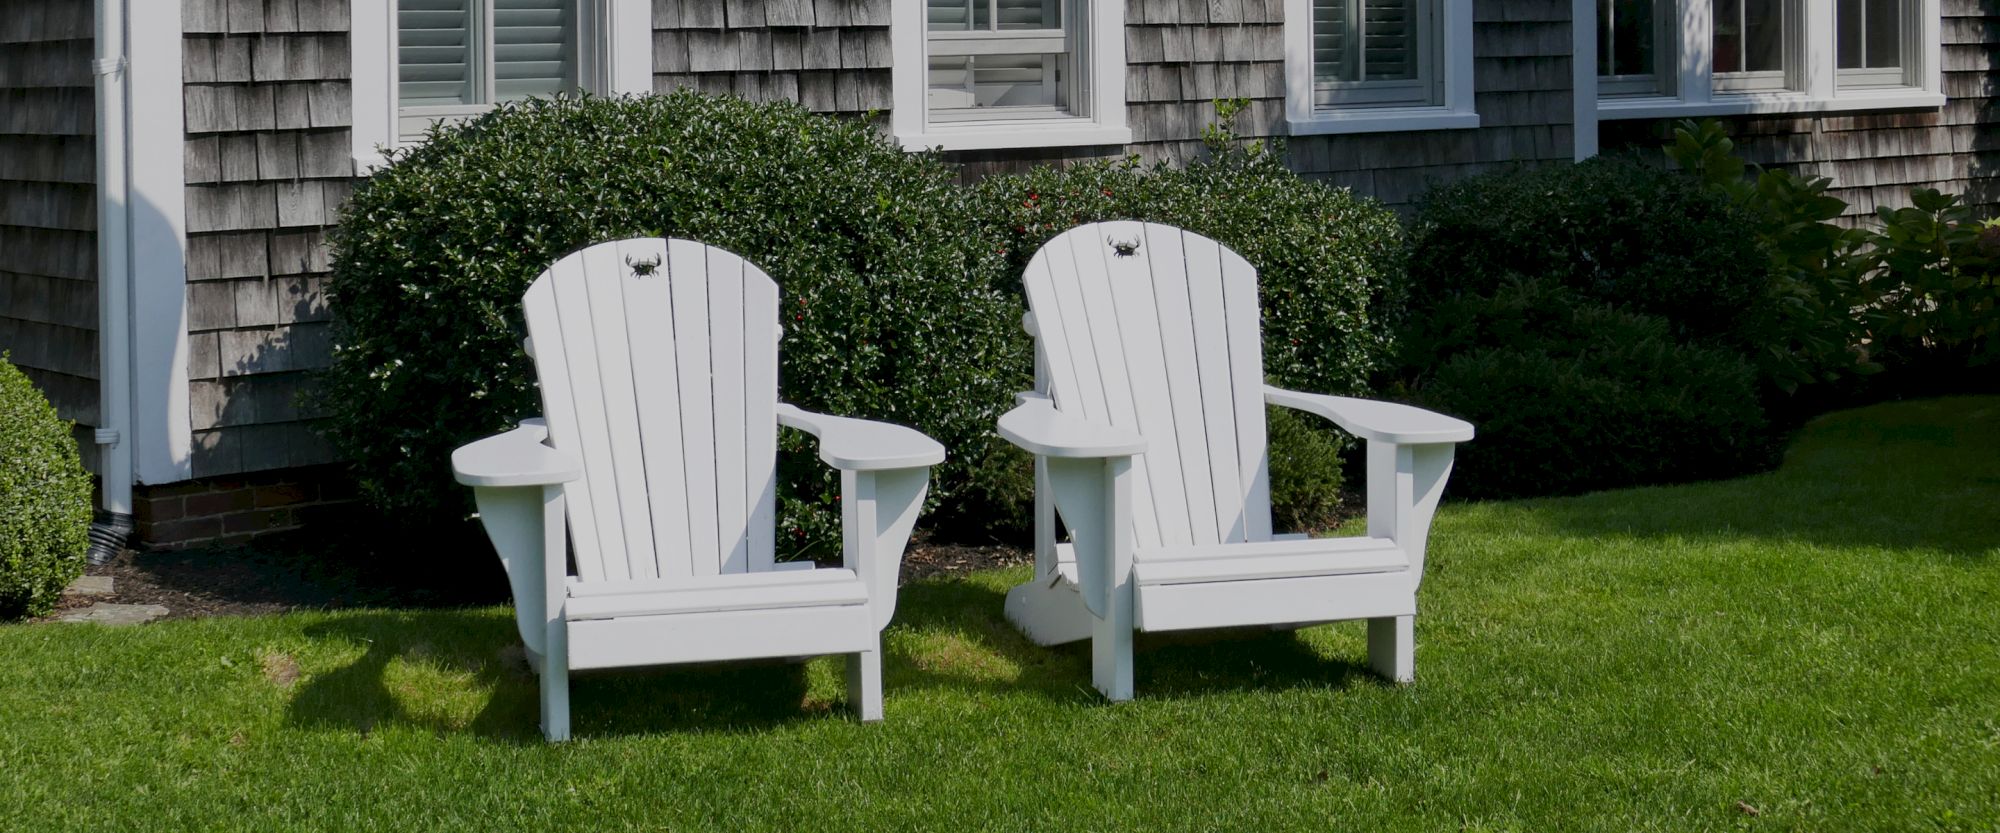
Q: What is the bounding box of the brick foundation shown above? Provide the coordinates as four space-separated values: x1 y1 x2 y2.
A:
132 465 357 550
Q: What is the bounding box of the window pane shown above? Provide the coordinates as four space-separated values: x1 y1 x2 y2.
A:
1600 0 1656 76
1741 0 1783 72
927 53 1069 113
493 0 575 102
1314 0 1420 83
1837 0 1865 68
927 0 1059 32
399 0 474 107
1865 0 1901 68
1712 0 1742 73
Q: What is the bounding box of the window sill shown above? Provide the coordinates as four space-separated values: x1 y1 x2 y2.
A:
1598 89 1946 120
896 123 1133 152
1287 108 1481 137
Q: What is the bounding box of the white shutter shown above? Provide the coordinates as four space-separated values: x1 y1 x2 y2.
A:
1362 0 1415 80
1312 0 1349 82
494 0 575 101
399 0 475 107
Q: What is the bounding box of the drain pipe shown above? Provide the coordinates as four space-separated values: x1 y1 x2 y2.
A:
88 0 134 565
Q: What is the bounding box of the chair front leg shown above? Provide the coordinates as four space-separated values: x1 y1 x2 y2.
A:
1364 440 1458 684
1044 456 1136 702
841 467 931 631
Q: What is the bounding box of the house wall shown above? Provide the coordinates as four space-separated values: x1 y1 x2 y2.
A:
654 0 1577 203
179 0 351 478
1602 0 2000 220
0 0 100 450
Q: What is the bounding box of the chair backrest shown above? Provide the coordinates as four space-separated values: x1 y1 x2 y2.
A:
522 237 780 584
1022 221 1274 552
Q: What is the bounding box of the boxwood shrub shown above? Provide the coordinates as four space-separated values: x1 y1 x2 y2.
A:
975 137 1406 529
0 354 92 619
320 92 1029 554
1407 154 1771 348
1404 280 1776 499
1401 158 1786 499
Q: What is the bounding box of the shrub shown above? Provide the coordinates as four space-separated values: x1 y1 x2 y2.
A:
1407 154 1771 349
1406 283 1776 499
1663 119 1880 393
975 107 1407 529
321 92 1029 555
0 355 92 619
1865 188 2000 372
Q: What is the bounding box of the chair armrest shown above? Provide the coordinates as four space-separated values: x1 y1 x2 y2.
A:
1265 386 1475 445
776 404 946 471
452 419 584 487
997 393 1148 459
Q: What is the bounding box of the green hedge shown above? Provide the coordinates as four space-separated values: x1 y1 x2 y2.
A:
0 355 92 619
321 92 1028 553
975 129 1406 529
1401 158 1784 499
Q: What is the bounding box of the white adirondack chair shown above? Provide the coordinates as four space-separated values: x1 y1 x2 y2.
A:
998 222 1474 701
450 237 945 741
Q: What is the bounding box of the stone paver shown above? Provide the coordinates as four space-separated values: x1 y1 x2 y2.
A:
56 603 167 626
64 575 115 596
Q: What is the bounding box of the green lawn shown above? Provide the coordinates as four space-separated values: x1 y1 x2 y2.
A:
4 398 1997 832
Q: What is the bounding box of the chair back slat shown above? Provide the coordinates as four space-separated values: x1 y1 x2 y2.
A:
1021 222 1273 549
522 238 781 584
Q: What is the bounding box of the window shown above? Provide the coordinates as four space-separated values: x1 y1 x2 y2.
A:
397 0 579 140
1837 0 1914 88
1594 0 1942 119
891 1 1129 151
350 0 652 169
1283 0 1476 135
1312 0 1435 107
1598 0 1673 96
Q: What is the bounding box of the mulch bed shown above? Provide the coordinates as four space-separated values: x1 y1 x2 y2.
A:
45 533 1034 622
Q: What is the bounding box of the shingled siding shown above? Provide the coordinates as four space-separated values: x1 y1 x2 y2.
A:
655 1 1574 203
1290 0 1575 205
650 0 893 113
1602 1 2000 220
181 0 351 478
0 0 100 438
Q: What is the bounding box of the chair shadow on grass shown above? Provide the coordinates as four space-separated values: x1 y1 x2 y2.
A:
884 578 1380 703
285 610 836 742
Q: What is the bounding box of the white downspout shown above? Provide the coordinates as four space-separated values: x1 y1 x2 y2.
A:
88 0 135 563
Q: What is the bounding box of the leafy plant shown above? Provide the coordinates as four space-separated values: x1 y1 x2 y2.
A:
0 354 92 619
321 92 1029 556
1865 188 2000 369
1663 119 1880 393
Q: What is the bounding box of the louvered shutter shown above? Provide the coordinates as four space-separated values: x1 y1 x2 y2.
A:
1312 0 1348 82
1362 0 1415 80
494 0 575 101
399 0 474 107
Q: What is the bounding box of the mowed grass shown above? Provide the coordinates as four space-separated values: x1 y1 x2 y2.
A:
3 398 1996 832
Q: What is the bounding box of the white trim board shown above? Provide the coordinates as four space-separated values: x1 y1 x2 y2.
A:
890 0 1130 152
129 0 192 483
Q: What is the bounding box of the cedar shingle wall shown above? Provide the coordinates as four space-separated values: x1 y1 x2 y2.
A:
1602 0 2000 219
660 1 1577 201
651 0 893 113
181 0 351 477
0 0 99 430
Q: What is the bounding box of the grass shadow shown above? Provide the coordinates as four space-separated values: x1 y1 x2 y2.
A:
885 576 1384 703
1514 397 2000 559
285 609 835 742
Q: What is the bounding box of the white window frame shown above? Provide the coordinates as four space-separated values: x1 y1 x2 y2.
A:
1596 0 1943 121
1284 0 1477 136
1835 0 1922 89
350 0 653 171
891 0 1130 151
